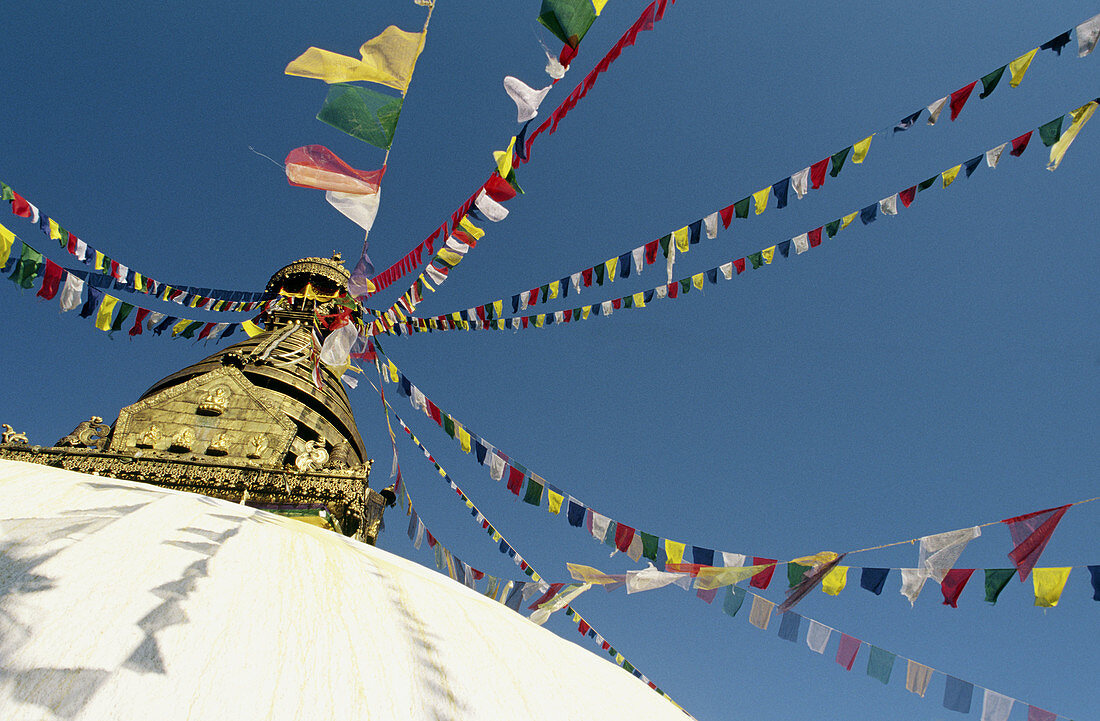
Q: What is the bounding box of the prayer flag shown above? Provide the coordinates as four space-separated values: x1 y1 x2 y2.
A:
317 84 404 150
760 248 774 266
0 223 14 268
1028 707 1056 721
1010 131 1032 157
941 164 962 187
906 660 933 697
860 203 877 225
792 233 809 255
899 185 917 207
1038 116 1064 147
900 568 927 605
704 212 718 239
880 194 898 215
747 252 763 269
285 145 384 194
9 243 43 289
772 177 790 208
984 569 1015 604
1048 100 1098 170
1009 49 1037 87
538 0 600 48
787 562 810 587
866 646 896 684
806 620 830 654
791 167 810 198
748 594 773 630
950 81 977 120
1004 504 1070 580
1078 13 1100 56
852 134 872 163
919 526 980 582
734 197 750 218
963 155 983 178
1032 567 1071 607
986 142 1007 168
894 109 923 132
980 66 1006 98
829 146 850 177
523 477 543 506
821 565 848 595
1039 31 1071 55
777 611 800 642
982 690 1015 721
507 465 525 495
723 586 746 617
940 568 975 607
58 273 84 312
860 568 889 595
752 186 770 215
285 25 425 91
95 295 119 331
927 96 948 125
750 558 776 589
944 676 974 714
810 157 829 188
547 489 564 514
836 634 860 670
36 260 63 300
503 76 551 122
664 539 686 565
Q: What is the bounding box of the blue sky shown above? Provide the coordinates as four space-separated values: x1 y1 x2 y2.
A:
1 2 1097 719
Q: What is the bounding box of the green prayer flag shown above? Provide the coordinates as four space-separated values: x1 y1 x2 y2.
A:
443 415 456 438
747 252 764 269
9 243 44 289
917 176 938 192
677 278 689 294
523 478 543 506
622 661 634 674
979 65 1006 98
658 234 672 258
825 219 842 238
607 646 616 657
0 183 13 202
623 295 634 309
829 146 851 177
984 569 1015 604
722 586 746 617
594 263 605 285
523 565 535 577
640 532 659 560
537 0 598 49
178 321 203 339
604 521 617 549
539 284 549 303
504 169 524 195
787 562 810 588
734 197 750 219
110 302 134 332
317 83 403 150
866 646 896 684
1039 116 1064 147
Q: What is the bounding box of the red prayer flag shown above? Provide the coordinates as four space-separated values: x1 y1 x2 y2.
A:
836 633 860 670
426 400 442 425
668 282 678 299
529 583 565 610
734 258 745 274
611 298 621 310
940 568 975 607
719 204 735 228
578 620 591 635
10 192 32 218
521 316 529 328
35 260 64 300
655 0 669 22
581 268 593 286
808 227 822 247
899 185 917 208
644 239 659 264
197 322 217 341
558 43 578 66
1004 504 1070 581
750 557 777 589
507 466 525 495
614 523 635 552
482 173 517 202
1010 131 1033 157
426 531 437 548
129 308 150 337
563 308 573 322
809 158 829 189
949 81 977 121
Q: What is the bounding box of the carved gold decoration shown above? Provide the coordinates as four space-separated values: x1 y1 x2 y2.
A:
265 256 350 295
57 416 112 450
294 440 329 473
1 424 28 444
168 428 195 452
136 425 161 448
246 435 268 459
197 386 230 416
207 433 231 456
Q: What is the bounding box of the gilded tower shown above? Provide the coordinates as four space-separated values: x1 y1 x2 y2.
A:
0 255 392 543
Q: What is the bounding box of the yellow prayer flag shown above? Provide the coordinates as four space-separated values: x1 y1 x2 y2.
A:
1009 48 1038 88
614 654 625 665
547 489 564 514
241 319 264 337
284 25 426 92
605 257 618 280
529 571 542 583
792 551 839 566
458 215 485 240
493 299 503 316
692 272 705 290
593 0 610 14
852 134 873 163
673 226 690 252
581 305 591 320
189 294 202 308
495 319 505 330
821 565 849 595
762 246 775 265
1032 567 1072 607
494 136 517 178
0 223 14 267
664 539 686 565
753 186 770 215
94 251 106 271
548 280 560 299
48 219 62 242
435 248 465 265
456 426 472 453
841 211 858 229
535 314 545 327
693 564 769 590
1049 100 1098 170
631 291 645 308
567 563 622 585
491 530 502 542
387 359 400 383
170 318 192 337
941 164 962 188
95 295 118 331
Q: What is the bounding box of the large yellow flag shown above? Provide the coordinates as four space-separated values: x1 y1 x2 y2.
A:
852 135 873 163
1032 567 1072 607
1008 48 1037 88
1048 100 1098 170
285 26 426 92
95 295 118 332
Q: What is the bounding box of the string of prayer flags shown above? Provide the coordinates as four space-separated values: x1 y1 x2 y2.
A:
285 25 426 92
388 101 1096 337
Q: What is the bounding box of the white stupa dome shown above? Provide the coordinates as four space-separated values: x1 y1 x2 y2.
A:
0 459 685 721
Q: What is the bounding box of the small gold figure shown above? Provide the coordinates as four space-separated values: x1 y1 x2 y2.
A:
245 435 268 459
168 428 195 452
136 425 161 448
1 424 28 444
197 386 230 416
206 433 231 456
